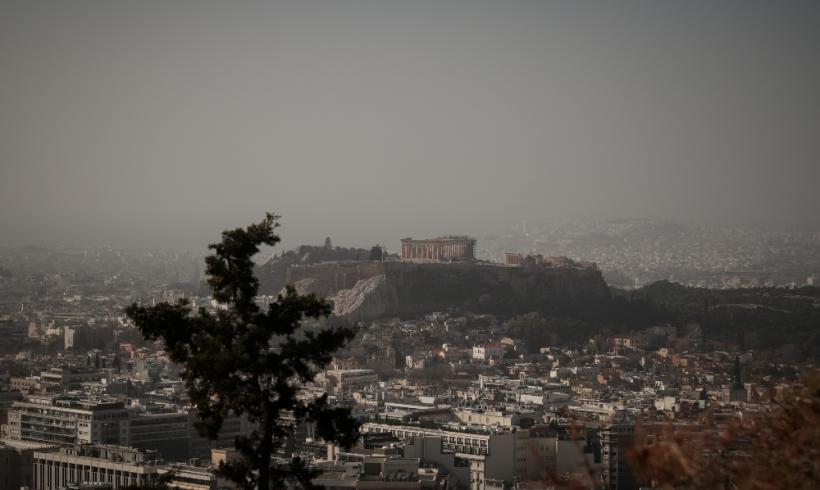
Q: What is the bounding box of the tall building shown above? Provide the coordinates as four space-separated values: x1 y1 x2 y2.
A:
400 237 476 262
601 423 637 490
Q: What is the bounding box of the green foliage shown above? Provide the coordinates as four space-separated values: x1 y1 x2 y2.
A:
368 245 383 261
627 281 820 360
507 312 550 353
125 214 359 490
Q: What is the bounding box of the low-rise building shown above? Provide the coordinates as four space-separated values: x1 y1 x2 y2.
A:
7 396 130 447
32 445 162 490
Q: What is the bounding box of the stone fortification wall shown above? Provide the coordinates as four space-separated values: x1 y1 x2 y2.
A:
282 260 610 319
286 261 386 297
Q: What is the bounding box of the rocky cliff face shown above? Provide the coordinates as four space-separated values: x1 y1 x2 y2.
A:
284 261 611 320
329 274 398 321
383 262 610 317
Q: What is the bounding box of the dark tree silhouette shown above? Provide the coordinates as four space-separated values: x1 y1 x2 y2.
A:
368 245 383 261
125 214 359 490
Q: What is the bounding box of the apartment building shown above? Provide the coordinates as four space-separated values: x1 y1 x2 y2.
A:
6 396 130 446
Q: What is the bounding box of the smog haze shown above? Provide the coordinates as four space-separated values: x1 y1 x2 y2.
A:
2 0 819 250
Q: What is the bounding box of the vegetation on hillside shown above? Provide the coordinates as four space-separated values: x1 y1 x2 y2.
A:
255 241 372 294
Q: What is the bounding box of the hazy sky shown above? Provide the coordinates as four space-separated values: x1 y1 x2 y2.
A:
2 1 819 251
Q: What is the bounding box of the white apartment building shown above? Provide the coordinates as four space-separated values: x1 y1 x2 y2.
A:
361 422 516 490
6 396 130 447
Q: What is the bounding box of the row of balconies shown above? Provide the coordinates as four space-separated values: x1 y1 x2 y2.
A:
444 437 488 447
21 430 75 443
21 416 76 428
21 424 75 435
443 443 489 456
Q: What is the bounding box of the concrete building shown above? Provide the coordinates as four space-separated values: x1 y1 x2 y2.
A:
326 369 378 396
158 464 221 490
402 436 470 488
361 422 516 490
32 445 162 490
38 368 102 393
128 412 191 462
452 409 520 428
6 396 130 447
472 344 503 361
514 425 595 484
400 237 476 262
314 455 446 489
601 423 637 490
9 377 42 394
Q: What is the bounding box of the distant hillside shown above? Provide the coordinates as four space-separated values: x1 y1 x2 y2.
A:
286 261 612 319
256 244 371 294
257 245 820 360
624 280 820 360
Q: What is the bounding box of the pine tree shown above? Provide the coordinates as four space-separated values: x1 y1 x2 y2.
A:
125 214 359 489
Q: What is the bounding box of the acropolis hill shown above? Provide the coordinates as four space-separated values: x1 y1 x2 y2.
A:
284 257 610 320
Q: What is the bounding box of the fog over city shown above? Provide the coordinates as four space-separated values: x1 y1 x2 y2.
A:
2 0 819 251
4 3 820 490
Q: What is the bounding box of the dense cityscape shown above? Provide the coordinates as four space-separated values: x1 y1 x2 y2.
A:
0 226 817 489
3 1 819 489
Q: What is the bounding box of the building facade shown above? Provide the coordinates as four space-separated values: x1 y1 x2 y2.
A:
360 422 515 490
601 423 637 490
325 369 379 396
6 396 130 447
400 237 476 262
32 445 161 490
128 412 191 462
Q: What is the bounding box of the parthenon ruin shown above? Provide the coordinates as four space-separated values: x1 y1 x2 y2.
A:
400 236 476 262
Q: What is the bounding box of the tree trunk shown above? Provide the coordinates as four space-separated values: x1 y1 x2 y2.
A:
257 406 274 490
